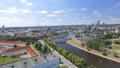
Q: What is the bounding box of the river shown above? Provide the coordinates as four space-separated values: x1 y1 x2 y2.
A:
52 37 120 68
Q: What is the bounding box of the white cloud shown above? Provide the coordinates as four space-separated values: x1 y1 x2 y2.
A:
21 9 32 13
110 18 120 21
83 16 88 19
93 10 102 18
47 10 64 17
0 17 9 20
8 7 17 11
81 8 87 11
52 10 64 14
93 10 98 13
47 14 57 17
0 16 39 27
20 0 32 6
106 18 120 24
26 3 32 6
21 0 26 3
34 10 48 14
0 7 17 14
0 7 32 14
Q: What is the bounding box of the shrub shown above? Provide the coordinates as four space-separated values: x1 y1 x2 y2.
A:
113 52 119 58
102 52 107 56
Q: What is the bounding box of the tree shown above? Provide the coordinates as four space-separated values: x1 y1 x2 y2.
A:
26 41 30 46
114 40 120 44
81 42 84 47
43 45 48 53
104 40 112 46
113 52 119 58
89 65 95 68
102 51 107 56
35 42 42 50
43 38 87 68
13 44 17 48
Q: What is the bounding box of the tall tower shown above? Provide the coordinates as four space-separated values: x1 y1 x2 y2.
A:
98 20 100 27
103 22 105 28
2 25 5 32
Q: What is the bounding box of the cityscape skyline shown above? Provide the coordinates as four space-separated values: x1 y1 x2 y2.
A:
0 0 120 27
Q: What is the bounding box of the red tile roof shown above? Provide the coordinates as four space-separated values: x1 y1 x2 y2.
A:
2 46 37 57
0 40 26 45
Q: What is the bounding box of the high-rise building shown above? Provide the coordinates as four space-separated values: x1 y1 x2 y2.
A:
2 25 5 32
103 22 105 28
97 20 100 27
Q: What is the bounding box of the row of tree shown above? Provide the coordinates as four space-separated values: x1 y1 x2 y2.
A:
34 42 49 54
0 35 38 45
43 38 87 68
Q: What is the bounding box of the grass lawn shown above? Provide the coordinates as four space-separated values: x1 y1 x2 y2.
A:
52 34 68 39
32 45 42 55
112 46 120 50
0 57 23 65
67 40 85 48
0 47 3 50
58 65 68 68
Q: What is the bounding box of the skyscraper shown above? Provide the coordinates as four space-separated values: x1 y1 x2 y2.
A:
103 22 105 28
2 25 5 32
98 20 100 27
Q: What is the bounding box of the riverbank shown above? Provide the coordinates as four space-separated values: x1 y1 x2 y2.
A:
40 40 78 68
66 40 120 63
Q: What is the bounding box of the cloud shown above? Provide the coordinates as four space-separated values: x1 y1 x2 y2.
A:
83 16 88 19
0 7 32 14
0 17 9 20
0 7 17 14
81 8 87 11
110 18 120 21
20 0 32 6
26 3 32 6
34 10 48 14
93 10 98 13
93 10 102 18
46 10 64 17
106 18 120 24
21 0 26 3
0 16 39 27
47 14 57 17
52 10 64 14
21 9 32 13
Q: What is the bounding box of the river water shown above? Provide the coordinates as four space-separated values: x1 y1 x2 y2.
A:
52 38 120 68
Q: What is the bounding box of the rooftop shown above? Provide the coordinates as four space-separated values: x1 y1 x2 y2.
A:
0 53 59 68
0 40 26 45
2 46 37 57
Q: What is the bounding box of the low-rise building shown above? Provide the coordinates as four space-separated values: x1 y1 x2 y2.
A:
2 46 37 57
0 54 59 68
0 40 26 47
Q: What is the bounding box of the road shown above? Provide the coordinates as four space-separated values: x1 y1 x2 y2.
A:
39 40 78 68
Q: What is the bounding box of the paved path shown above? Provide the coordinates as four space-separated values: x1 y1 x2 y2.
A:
39 40 78 68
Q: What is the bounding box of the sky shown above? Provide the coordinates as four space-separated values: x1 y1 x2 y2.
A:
0 0 120 27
